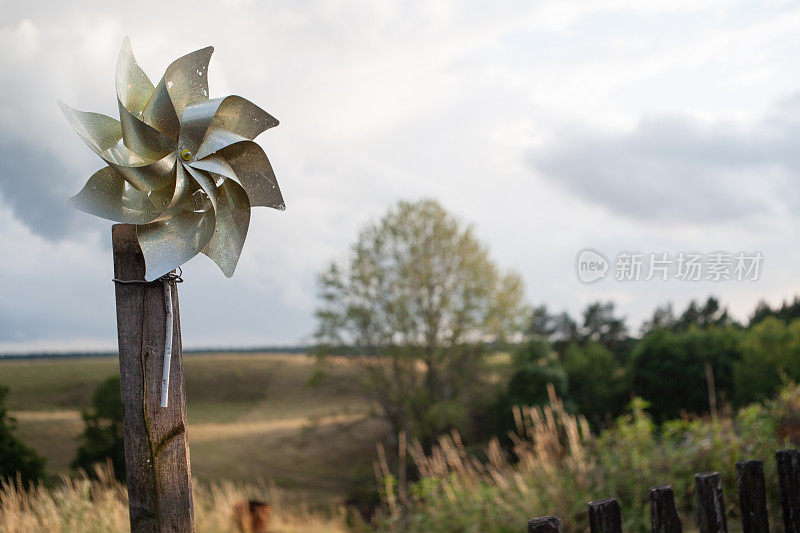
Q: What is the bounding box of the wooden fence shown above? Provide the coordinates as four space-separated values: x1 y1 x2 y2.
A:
528 449 800 533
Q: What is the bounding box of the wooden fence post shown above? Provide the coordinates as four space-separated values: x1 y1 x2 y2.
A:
588 498 622 533
112 224 194 532
777 449 800 533
736 460 768 533
528 516 562 533
695 472 728 533
649 485 682 533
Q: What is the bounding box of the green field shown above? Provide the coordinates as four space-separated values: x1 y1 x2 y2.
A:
0 353 386 507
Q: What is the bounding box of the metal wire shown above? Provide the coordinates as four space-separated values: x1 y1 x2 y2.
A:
112 267 183 285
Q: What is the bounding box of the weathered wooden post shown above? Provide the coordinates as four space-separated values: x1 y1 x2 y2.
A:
113 224 194 532
695 472 728 533
777 449 800 533
736 460 768 533
588 498 623 533
649 485 682 533
59 36 284 533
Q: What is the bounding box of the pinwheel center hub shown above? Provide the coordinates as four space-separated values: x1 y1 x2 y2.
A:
180 149 193 161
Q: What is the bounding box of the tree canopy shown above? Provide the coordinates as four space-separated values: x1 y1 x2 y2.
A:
315 199 527 443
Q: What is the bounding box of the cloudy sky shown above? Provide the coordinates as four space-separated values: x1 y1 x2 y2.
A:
1 0 799 352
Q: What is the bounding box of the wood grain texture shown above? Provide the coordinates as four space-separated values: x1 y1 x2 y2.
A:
777 449 800 533
695 472 728 533
649 485 682 533
736 460 769 533
112 224 194 533
588 498 622 533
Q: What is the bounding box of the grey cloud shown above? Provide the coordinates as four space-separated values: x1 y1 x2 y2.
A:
530 102 800 223
0 132 86 239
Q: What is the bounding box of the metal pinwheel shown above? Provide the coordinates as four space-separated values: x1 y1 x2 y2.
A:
59 37 284 281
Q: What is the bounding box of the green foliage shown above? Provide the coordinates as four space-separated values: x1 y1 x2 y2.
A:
581 302 628 356
734 317 800 405
749 296 800 327
71 375 126 481
0 385 45 485
563 341 627 424
629 326 740 421
506 339 567 407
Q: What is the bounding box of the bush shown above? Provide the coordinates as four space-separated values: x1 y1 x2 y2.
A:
0 385 45 485
71 376 126 481
734 318 800 405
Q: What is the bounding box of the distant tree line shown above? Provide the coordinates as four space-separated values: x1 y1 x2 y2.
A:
498 295 800 432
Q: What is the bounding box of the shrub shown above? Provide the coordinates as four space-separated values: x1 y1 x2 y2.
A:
71 376 126 481
0 385 45 485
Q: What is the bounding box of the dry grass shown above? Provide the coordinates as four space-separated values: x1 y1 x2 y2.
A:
0 463 347 533
376 385 597 532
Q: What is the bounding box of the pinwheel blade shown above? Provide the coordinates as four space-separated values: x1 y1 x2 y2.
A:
202 179 251 277
141 77 181 140
111 152 178 192
179 98 224 155
137 208 216 281
58 102 122 158
165 46 214 119
59 101 152 167
151 163 201 221
118 100 176 160
194 129 249 161
187 154 237 182
183 164 219 209
194 96 278 159
116 36 154 114
218 141 284 209
67 166 164 224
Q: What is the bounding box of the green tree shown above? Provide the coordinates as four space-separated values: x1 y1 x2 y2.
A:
527 305 557 340
581 302 627 345
0 385 45 484
72 375 126 481
639 303 676 336
734 318 800 405
629 326 740 421
674 296 734 331
749 297 800 327
563 341 627 425
506 339 567 407
315 199 527 445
